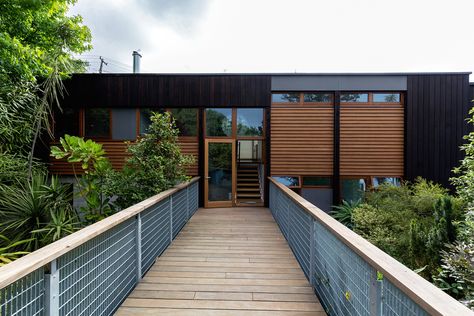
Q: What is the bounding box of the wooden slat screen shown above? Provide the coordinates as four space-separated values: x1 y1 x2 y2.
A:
49 139 199 176
340 106 404 176
270 107 334 175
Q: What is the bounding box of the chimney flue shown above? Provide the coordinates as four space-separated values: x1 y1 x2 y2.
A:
132 50 142 73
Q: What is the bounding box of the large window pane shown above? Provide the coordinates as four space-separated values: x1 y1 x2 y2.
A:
302 176 331 186
55 108 79 139
304 93 332 103
340 93 369 103
341 178 366 203
272 93 300 103
373 93 400 103
208 142 233 201
237 108 263 137
170 108 198 136
139 108 165 135
84 108 110 138
206 108 232 136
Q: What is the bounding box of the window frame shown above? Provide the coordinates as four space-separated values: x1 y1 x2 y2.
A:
340 92 404 106
272 175 301 188
272 92 334 106
301 176 332 188
236 108 266 140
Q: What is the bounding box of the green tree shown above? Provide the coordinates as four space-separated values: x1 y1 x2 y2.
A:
106 112 194 209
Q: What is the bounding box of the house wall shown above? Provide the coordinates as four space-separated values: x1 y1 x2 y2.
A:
49 73 471 207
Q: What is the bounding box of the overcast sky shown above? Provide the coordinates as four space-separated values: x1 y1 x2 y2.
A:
70 0 474 78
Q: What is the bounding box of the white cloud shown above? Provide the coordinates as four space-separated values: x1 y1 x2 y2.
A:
70 0 474 78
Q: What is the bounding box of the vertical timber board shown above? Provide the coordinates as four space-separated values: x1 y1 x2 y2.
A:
406 74 471 188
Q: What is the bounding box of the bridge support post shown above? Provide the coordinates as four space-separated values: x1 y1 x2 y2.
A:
45 259 59 316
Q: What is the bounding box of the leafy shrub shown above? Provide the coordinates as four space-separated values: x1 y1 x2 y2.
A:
51 135 116 223
105 112 194 209
350 178 463 278
0 235 32 267
434 240 474 309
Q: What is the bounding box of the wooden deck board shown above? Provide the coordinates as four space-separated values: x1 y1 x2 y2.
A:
115 207 326 315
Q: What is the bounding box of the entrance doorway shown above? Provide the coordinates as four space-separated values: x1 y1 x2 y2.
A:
203 108 265 208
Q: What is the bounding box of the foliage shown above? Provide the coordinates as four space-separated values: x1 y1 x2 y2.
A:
350 178 464 279
0 0 92 84
105 112 194 209
331 199 360 228
0 235 32 267
0 173 78 251
51 135 115 224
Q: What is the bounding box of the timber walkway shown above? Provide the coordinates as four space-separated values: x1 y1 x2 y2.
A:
117 207 325 315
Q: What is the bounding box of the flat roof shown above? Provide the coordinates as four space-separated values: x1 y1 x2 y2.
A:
73 72 472 76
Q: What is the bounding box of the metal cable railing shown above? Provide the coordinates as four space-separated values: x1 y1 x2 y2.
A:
269 178 473 316
0 177 199 316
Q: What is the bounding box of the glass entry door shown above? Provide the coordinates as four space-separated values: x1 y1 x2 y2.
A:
204 139 236 207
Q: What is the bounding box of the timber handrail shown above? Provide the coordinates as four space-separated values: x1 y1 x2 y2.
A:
0 176 200 290
268 177 473 316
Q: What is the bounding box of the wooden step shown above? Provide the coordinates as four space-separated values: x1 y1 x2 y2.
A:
237 188 261 192
237 193 262 198
237 183 260 187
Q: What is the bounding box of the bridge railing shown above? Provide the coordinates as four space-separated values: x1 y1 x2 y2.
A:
0 177 199 316
269 177 473 316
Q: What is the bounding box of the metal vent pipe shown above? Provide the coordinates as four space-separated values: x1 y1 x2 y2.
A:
132 50 142 73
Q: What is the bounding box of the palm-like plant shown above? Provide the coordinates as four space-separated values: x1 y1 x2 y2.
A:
331 199 361 228
0 173 79 251
0 235 32 267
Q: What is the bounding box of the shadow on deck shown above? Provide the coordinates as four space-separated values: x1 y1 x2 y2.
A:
116 207 326 315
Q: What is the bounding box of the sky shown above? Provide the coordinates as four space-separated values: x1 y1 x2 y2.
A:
70 0 474 78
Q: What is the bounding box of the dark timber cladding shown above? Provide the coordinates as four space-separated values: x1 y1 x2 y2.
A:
61 74 272 108
406 74 471 188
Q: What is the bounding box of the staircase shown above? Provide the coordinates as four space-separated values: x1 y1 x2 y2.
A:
236 163 262 205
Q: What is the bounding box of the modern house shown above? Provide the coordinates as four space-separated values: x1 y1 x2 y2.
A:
49 72 472 211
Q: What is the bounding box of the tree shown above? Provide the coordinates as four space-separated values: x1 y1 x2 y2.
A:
0 0 92 180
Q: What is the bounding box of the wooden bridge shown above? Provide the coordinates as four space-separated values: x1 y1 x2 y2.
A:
117 207 325 315
0 178 471 316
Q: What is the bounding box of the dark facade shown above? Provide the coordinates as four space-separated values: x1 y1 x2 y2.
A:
52 72 472 209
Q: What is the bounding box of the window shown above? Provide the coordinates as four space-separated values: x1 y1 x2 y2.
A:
373 93 401 103
372 177 401 188
340 93 369 103
302 176 331 187
54 108 79 139
237 108 264 137
84 108 110 138
206 108 232 136
273 176 300 188
139 108 165 134
304 93 332 103
170 108 198 137
341 178 366 203
272 93 300 103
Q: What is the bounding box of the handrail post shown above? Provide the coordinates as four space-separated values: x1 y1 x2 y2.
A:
309 218 315 286
136 214 142 280
369 270 382 316
45 259 59 316
186 186 190 220
169 196 173 241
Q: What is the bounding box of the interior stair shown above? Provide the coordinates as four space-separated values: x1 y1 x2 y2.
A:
236 163 262 204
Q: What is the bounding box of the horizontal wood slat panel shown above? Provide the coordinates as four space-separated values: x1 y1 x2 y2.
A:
49 139 199 176
340 106 404 176
271 107 333 175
